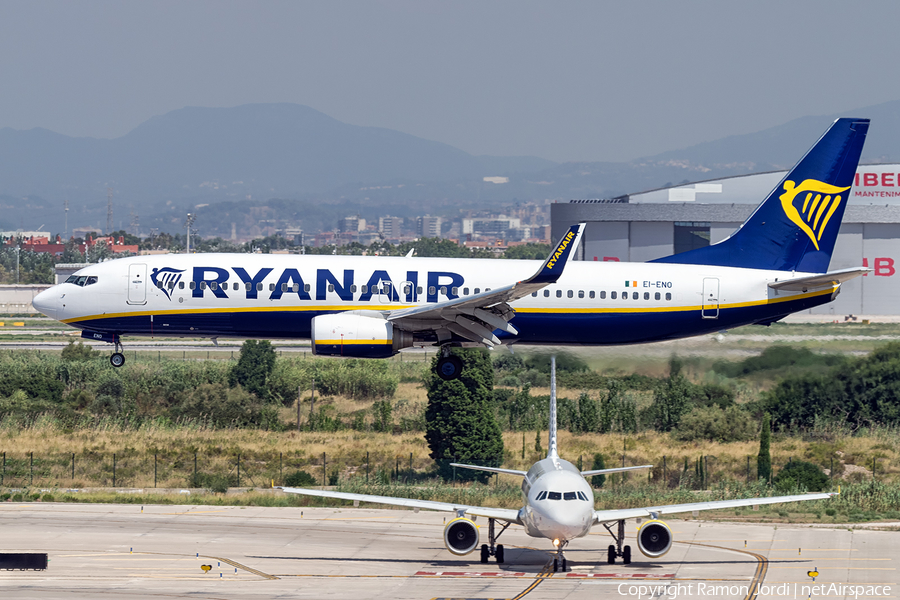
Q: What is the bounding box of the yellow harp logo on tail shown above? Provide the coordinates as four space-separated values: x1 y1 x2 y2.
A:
779 179 851 251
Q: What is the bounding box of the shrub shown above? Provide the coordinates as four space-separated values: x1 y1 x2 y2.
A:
673 405 756 442
171 383 278 428
284 470 317 487
61 340 94 361
774 460 828 492
190 472 233 493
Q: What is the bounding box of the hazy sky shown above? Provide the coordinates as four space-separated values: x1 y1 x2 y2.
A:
2 0 900 163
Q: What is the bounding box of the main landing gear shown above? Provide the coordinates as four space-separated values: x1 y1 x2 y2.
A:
479 518 509 564
110 340 126 368
436 345 463 381
603 519 631 565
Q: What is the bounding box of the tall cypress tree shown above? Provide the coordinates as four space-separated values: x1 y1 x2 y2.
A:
425 349 504 483
758 412 772 483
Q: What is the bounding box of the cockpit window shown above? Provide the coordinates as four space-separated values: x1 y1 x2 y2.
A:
536 491 547 500
563 492 577 501
85 276 98 286
66 275 98 287
547 492 562 500
577 491 590 501
65 275 78 284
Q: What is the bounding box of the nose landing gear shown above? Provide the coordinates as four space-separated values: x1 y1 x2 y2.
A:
552 540 569 572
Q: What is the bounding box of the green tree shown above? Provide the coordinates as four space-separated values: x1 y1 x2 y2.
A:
228 340 277 401
372 400 393 432
758 413 772 483
590 453 607 488
425 349 504 483
575 392 599 433
774 460 828 492
61 340 94 361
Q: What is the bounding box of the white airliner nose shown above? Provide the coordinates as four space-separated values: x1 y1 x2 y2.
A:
32 287 60 320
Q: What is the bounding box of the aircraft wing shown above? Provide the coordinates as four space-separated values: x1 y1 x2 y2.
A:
580 465 653 477
768 267 870 292
278 486 522 523
592 492 835 524
385 223 585 347
450 463 527 477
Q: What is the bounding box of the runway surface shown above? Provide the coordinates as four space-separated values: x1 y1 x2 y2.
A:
0 503 894 599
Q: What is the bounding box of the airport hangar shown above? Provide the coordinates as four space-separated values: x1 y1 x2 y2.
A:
551 164 900 316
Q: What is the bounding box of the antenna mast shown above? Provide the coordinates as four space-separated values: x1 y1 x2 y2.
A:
106 188 113 235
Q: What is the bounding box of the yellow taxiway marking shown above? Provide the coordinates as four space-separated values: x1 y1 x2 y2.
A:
320 516 402 521
156 510 232 515
768 566 895 570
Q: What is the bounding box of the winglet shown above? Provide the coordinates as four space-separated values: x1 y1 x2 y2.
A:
526 223 585 285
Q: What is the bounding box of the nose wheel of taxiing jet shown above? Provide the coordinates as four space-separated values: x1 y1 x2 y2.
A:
552 541 569 572
110 341 125 368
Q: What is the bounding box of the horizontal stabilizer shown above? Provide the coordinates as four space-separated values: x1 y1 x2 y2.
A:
768 267 870 292
449 463 527 477
581 464 653 477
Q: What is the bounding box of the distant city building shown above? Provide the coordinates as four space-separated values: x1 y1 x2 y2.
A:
339 216 366 233
416 216 442 238
378 216 403 239
0 231 51 241
462 217 521 236
276 227 304 245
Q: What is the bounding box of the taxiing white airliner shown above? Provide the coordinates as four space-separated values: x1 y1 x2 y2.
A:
33 118 870 380
278 357 834 571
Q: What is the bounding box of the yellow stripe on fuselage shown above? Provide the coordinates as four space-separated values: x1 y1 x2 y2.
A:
314 339 392 346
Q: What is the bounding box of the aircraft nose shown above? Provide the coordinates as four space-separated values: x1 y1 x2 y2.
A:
33 287 60 320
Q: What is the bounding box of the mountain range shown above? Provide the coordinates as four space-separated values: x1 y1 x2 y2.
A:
0 101 897 236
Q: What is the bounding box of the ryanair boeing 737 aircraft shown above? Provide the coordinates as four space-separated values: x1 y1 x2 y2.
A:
33 118 870 379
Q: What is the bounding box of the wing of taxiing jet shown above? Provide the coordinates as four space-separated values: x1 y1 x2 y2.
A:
277 486 521 523
767 267 871 292
449 463 528 477
384 223 586 348
592 491 835 524
580 465 653 477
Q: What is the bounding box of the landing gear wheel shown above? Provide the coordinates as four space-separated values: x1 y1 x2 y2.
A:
436 355 463 381
553 558 559 572
623 545 632 565
561 557 567 572
480 544 489 564
110 352 125 368
607 545 616 564
495 545 504 564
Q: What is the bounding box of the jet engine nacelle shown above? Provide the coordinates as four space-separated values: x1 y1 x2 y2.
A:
311 313 413 358
443 517 479 556
637 520 672 558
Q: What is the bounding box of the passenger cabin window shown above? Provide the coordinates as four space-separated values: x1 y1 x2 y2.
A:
304 284 310 293
328 284 334 292
269 283 275 291
563 492 577 501
246 282 252 291
547 491 562 500
428 286 436 295
293 284 299 292
417 286 423 294
200 282 207 290
578 290 584 299
210 282 218 291
532 291 537 297
567 290 573 298
257 282 262 291
632 292 638 300
644 292 649 300
655 292 660 300
190 282 197 290
610 291 616 299
543 290 549 297
440 286 447 295
666 292 672 301
474 288 480 294
179 282 185 290
556 290 562 298
451 287 458 296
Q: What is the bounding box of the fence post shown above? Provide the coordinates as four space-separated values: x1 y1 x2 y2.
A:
830 457 834 480
30 452 33 486
237 454 241 487
72 452 75 481
663 456 667 485
2 452 5 486
366 451 369 484
280 452 283 486
297 386 302 432
322 452 326 487
194 452 197 487
154 453 157 488
409 453 412 482
310 378 316 430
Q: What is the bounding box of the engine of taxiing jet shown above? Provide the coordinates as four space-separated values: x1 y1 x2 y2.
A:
636 519 673 557
443 517 479 555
